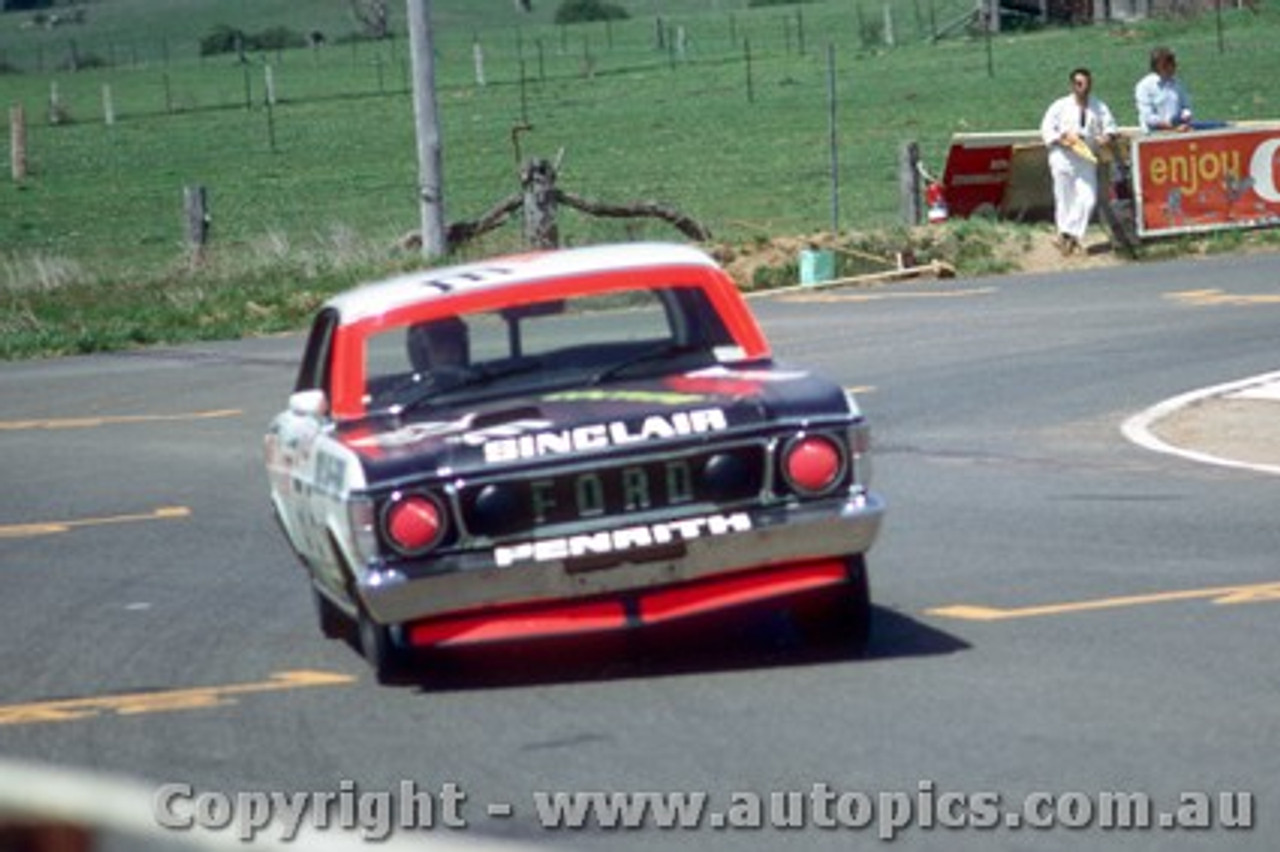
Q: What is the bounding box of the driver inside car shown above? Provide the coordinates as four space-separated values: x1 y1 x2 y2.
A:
406 316 470 387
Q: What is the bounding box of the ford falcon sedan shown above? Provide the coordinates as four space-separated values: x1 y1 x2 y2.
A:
264 242 884 681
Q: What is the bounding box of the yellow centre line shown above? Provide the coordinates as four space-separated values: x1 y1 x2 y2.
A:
927 580 1280 622
0 506 191 539
0 409 242 431
1166 289 1280 307
0 671 357 727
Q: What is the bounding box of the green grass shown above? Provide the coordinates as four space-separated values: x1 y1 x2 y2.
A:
1 0 1278 358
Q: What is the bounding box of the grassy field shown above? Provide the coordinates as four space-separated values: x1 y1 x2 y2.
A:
1 0 1277 358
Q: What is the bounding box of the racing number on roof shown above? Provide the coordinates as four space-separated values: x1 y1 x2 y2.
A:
419 266 517 294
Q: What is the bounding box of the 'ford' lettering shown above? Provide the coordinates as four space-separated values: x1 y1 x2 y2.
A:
529 460 694 524
482 408 728 463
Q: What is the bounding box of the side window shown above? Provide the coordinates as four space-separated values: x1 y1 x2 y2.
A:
665 287 735 348
294 309 339 394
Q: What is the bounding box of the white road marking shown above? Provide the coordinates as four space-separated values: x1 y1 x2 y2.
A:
1230 382 1280 401
1120 370 1280 476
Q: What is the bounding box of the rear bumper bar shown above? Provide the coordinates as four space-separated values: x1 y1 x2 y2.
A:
359 491 884 625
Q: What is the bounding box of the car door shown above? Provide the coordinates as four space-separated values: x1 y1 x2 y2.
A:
268 309 340 568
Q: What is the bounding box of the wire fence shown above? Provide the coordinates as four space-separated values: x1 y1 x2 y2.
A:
2 1 1274 276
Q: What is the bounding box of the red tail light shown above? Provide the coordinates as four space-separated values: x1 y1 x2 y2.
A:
382 492 446 555
782 435 844 496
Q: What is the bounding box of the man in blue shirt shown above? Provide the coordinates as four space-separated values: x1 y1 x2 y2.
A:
1135 47 1191 133
1134 46 1227 133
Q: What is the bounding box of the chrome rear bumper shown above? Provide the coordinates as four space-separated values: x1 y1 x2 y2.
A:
359 492 885 625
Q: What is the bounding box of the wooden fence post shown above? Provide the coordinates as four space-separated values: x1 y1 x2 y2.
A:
899 141 923 225
521 158 559 249
48 81 62 124
183 185 210 266
102 84 115 126
10 105 26 182
472 37 486 87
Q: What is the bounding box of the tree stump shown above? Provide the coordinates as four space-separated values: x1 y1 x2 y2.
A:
522 158 560 249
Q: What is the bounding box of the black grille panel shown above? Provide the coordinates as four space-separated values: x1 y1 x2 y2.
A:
460 445 765 537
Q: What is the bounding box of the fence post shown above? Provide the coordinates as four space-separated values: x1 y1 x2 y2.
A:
473 37 486 86
48 81 62 124
183 185 210 266
522 158 559 249
899 141 923 225
519 61 529 124
102 84 115 126
827 44 840 232
984 0 995 78
10 104 26 182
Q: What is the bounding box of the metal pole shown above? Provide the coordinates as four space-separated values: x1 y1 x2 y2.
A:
826 44 839 232
1215 0 1225 54
984 0 995 78
407 0 447 258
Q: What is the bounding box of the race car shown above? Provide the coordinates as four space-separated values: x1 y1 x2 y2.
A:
264 242 884 681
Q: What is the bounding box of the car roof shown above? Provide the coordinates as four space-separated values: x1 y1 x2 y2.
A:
326 242 722 325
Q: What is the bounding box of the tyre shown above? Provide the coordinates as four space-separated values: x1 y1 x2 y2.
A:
802 554 872 655
357 606 410 684
841 554 873 654
312 586 347 640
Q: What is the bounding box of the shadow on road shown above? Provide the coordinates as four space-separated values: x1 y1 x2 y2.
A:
371 598 968 693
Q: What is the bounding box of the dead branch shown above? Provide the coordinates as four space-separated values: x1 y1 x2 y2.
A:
557 190 713 242
444 193 523 249
431 157 713 253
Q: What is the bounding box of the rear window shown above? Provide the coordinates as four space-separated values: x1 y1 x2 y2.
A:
362 286 739 412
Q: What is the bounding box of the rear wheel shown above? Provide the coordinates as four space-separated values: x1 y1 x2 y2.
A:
841 554 872 653
358 606 410 684
312 587 347 640
803 554 871 654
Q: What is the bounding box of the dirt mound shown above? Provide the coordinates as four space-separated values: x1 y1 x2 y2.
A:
707 227 1127 290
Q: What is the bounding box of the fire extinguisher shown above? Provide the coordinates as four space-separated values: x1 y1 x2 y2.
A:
926 182 949 224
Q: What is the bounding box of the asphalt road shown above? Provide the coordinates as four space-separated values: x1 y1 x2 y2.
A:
1 252 1277 851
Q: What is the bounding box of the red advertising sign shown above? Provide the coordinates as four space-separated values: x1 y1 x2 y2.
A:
941 136 1016 218
938 132 1057 222
1133 125 1280 237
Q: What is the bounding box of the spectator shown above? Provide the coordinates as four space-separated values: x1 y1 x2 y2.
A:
1040 67 1118 255
1135 46 1228 133
1135 46 1193 133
